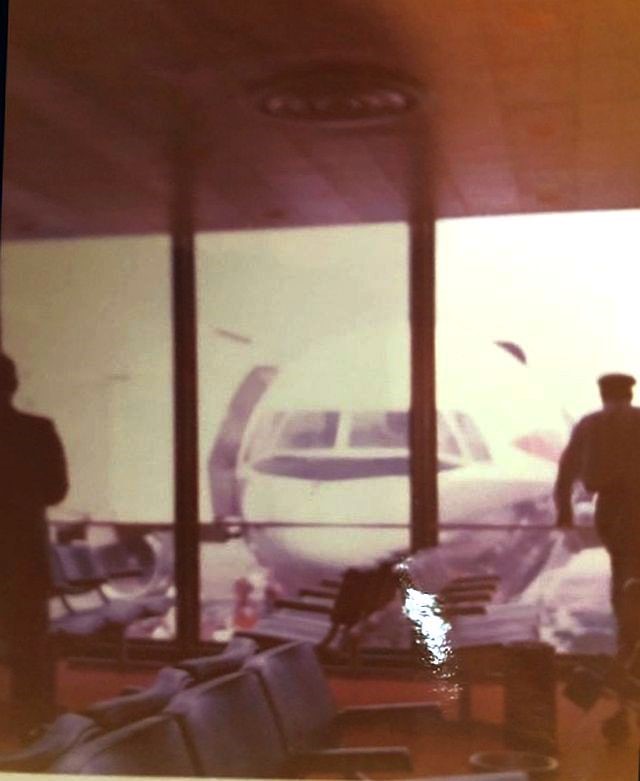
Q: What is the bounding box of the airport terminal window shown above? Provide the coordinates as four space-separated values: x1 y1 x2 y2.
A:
1 237 176 640
196 224 410 640
349 411 408 448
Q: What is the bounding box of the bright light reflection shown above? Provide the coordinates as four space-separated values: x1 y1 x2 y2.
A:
402 586 453 667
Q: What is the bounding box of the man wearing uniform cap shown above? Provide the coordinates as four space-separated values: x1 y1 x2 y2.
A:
554 372 640 658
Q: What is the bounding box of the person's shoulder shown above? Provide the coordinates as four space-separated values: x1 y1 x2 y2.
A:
574 411 601 429
627 406 640 426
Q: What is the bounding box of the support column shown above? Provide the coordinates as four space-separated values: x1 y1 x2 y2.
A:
408 130 438 551
0 0 8 346
171 113 201 652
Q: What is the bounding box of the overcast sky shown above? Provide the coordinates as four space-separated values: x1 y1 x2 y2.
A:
198 208 640 419
437 209 640 417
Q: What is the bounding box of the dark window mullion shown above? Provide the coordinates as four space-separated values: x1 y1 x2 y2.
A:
171 107 201 652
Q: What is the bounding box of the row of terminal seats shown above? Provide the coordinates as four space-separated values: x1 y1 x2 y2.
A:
235 562 541 734
237 556 536 664
0 639 528 780
237 556 407 660
431 572 540 651
48 541 172 657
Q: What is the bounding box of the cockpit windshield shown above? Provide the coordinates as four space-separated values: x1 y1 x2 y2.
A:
243 411 339 464
244 407 492 467
275 411 340 449
349 411 408 448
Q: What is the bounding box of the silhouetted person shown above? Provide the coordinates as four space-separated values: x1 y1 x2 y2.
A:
0 354 68 736
554 373 640 658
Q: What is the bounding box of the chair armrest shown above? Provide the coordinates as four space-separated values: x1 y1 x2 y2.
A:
273 598 333 614
299 588 338 599
440 590 494 604
337 701 443 729
446 578 498 588
442 604 487 617
292 746 412 775
0 716 98 772
450 574 501 585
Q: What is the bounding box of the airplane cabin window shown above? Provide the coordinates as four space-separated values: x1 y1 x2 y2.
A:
348 411 408 448
452 411 492 461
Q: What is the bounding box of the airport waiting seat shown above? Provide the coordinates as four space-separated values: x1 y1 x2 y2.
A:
54 542 172 617
49 714 197 776
241 563 401 657
444 603 540 650
175 636 258 681
92 540 146 580
48 544 144 657
49 547 112 641
92 539 174 615
166 668 413 777
165 670 291 777
47 708 525 780
431 573 503 619
0 714 100 773
440 586 497 603
0 669 191 773
446 574 502 589
0 638 259 773
47 667 410 777
297 554 405 599
238 566 373 648
245 642 443 762
82 666 193 731
49 542 172 655
84 636 258 729
0 667 193 772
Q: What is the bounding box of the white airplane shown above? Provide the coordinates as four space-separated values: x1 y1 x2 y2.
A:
227 321 572 594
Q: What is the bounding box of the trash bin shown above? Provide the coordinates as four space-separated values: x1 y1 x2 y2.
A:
504 641 557 754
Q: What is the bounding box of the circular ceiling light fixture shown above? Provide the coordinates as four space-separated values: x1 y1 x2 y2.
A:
250 63 423 126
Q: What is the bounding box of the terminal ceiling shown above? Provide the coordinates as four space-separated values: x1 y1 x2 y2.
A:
4 1 640 239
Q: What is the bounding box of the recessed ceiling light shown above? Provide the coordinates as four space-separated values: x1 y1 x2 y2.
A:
250 63 423 126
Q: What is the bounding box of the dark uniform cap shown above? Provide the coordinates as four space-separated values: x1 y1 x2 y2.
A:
597 373 636 396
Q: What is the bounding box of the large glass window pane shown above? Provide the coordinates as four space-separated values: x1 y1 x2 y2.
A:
197 224 409 640
405 211 640 657
1 237 175 638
